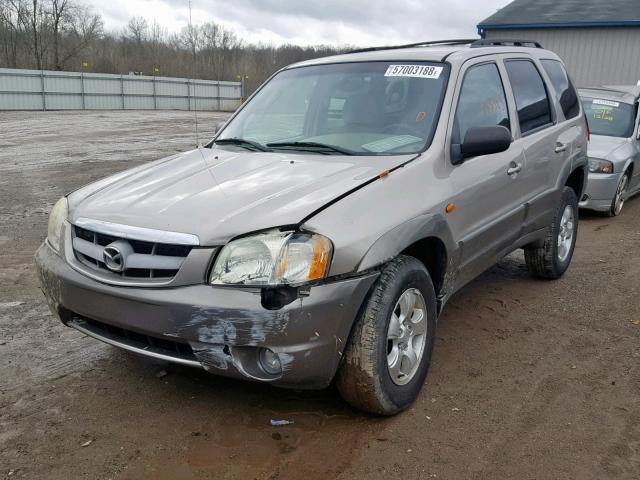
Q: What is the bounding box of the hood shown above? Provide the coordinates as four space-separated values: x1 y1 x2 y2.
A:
68 147 413 245
587 135 628 160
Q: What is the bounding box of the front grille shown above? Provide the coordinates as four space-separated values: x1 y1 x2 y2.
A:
74 315 197 362
72 225 192 280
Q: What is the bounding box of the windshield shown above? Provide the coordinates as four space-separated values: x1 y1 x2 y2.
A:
215 61 450 155
582 97 636 138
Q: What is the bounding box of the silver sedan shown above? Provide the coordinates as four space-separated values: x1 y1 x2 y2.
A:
579 86 640 216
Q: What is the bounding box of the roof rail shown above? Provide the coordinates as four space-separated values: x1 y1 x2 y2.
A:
348 39 478 54
471 39 544 49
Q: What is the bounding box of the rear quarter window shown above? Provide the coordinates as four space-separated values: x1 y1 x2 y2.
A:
505 60 553 135
541 59 580 120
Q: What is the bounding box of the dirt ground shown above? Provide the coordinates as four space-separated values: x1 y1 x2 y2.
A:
1 111 639 480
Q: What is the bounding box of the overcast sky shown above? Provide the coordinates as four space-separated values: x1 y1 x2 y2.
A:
85 0 511 47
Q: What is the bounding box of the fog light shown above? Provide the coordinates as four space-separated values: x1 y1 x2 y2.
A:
259 348 282 375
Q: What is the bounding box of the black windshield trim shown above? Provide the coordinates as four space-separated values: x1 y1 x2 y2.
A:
213 138 272 152
266 141 357 155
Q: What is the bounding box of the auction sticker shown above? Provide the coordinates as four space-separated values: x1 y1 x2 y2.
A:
385 64 443 79
593 99 619 108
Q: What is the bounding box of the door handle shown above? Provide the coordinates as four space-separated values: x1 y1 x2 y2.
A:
554 142 568 153
507 162 522 176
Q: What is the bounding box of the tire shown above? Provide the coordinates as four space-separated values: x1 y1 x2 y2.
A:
335 255 437 415
607 172 629 217
524 186 578 279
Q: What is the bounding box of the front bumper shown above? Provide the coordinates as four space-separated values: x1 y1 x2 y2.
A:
579 172 621 212
35 242 377 389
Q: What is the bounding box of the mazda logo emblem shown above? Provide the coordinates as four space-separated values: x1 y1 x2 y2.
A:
103 245 125 272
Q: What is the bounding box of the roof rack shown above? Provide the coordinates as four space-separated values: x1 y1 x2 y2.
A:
471 39 544 49
348 39 478 54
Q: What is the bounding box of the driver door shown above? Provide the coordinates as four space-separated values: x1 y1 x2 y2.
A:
444 58 527 286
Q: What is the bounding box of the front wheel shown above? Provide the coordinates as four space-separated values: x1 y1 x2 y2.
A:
335 255 437 415
524 186 578 279
608 172 629 217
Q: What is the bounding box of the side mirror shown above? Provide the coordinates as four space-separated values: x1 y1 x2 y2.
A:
451 126 512 165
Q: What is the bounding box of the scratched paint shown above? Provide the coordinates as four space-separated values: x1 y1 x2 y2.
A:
182 306 294 378
181 306 291 346
191 345 231 371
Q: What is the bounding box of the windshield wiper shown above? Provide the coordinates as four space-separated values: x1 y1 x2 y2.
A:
266 141 356 155
214 138 272 152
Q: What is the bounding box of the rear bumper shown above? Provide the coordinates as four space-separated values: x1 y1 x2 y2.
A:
35 242 377 389
579 172 621 212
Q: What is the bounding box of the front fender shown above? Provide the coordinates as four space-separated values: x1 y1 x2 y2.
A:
357 213 456 272
618 158 635 177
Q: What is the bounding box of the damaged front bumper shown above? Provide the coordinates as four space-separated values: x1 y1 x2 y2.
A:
35 242 378 389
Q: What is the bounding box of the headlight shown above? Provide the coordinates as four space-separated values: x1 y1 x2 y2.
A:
47 197 68 253
210 231 333 286
589 158 614 174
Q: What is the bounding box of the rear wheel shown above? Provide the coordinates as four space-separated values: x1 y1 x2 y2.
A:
525 186 578 279
608 172 629 217
335 255 437 415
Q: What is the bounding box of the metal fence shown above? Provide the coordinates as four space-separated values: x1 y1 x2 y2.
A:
0 68 242 111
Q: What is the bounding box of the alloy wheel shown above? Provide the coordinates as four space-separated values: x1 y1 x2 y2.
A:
613 174 629 216
386 288 428 386
557 205 575 262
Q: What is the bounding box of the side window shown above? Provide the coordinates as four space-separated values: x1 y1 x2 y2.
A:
541 59 580 120
505 60 553 134
452 63 510 145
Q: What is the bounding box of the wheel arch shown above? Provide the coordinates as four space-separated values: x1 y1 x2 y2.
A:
565 165 586 200
357 213 455 299
400 237 448 296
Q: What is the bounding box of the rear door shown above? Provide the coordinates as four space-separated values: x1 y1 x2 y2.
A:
444 57 527 284
503 57 584 234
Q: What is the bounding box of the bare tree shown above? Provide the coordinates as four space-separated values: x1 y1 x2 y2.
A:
0 1 346 95
127 16 147 45
28 0 48 69
0 0 29 67
148 20 166 69
57 2 101 69
49 0 68 69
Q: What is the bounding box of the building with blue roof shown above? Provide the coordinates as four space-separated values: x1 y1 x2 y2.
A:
478 0 640 86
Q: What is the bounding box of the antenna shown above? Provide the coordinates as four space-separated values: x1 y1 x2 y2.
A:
189 0 200 147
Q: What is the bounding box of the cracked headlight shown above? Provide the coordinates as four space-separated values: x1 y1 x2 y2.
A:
210 231 333 286
47 197 68 254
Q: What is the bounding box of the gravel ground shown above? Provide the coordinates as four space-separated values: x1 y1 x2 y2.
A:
0 111 639 480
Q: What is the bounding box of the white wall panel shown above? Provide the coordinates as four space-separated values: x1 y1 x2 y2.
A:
485 28 640 87
0 68 241 111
